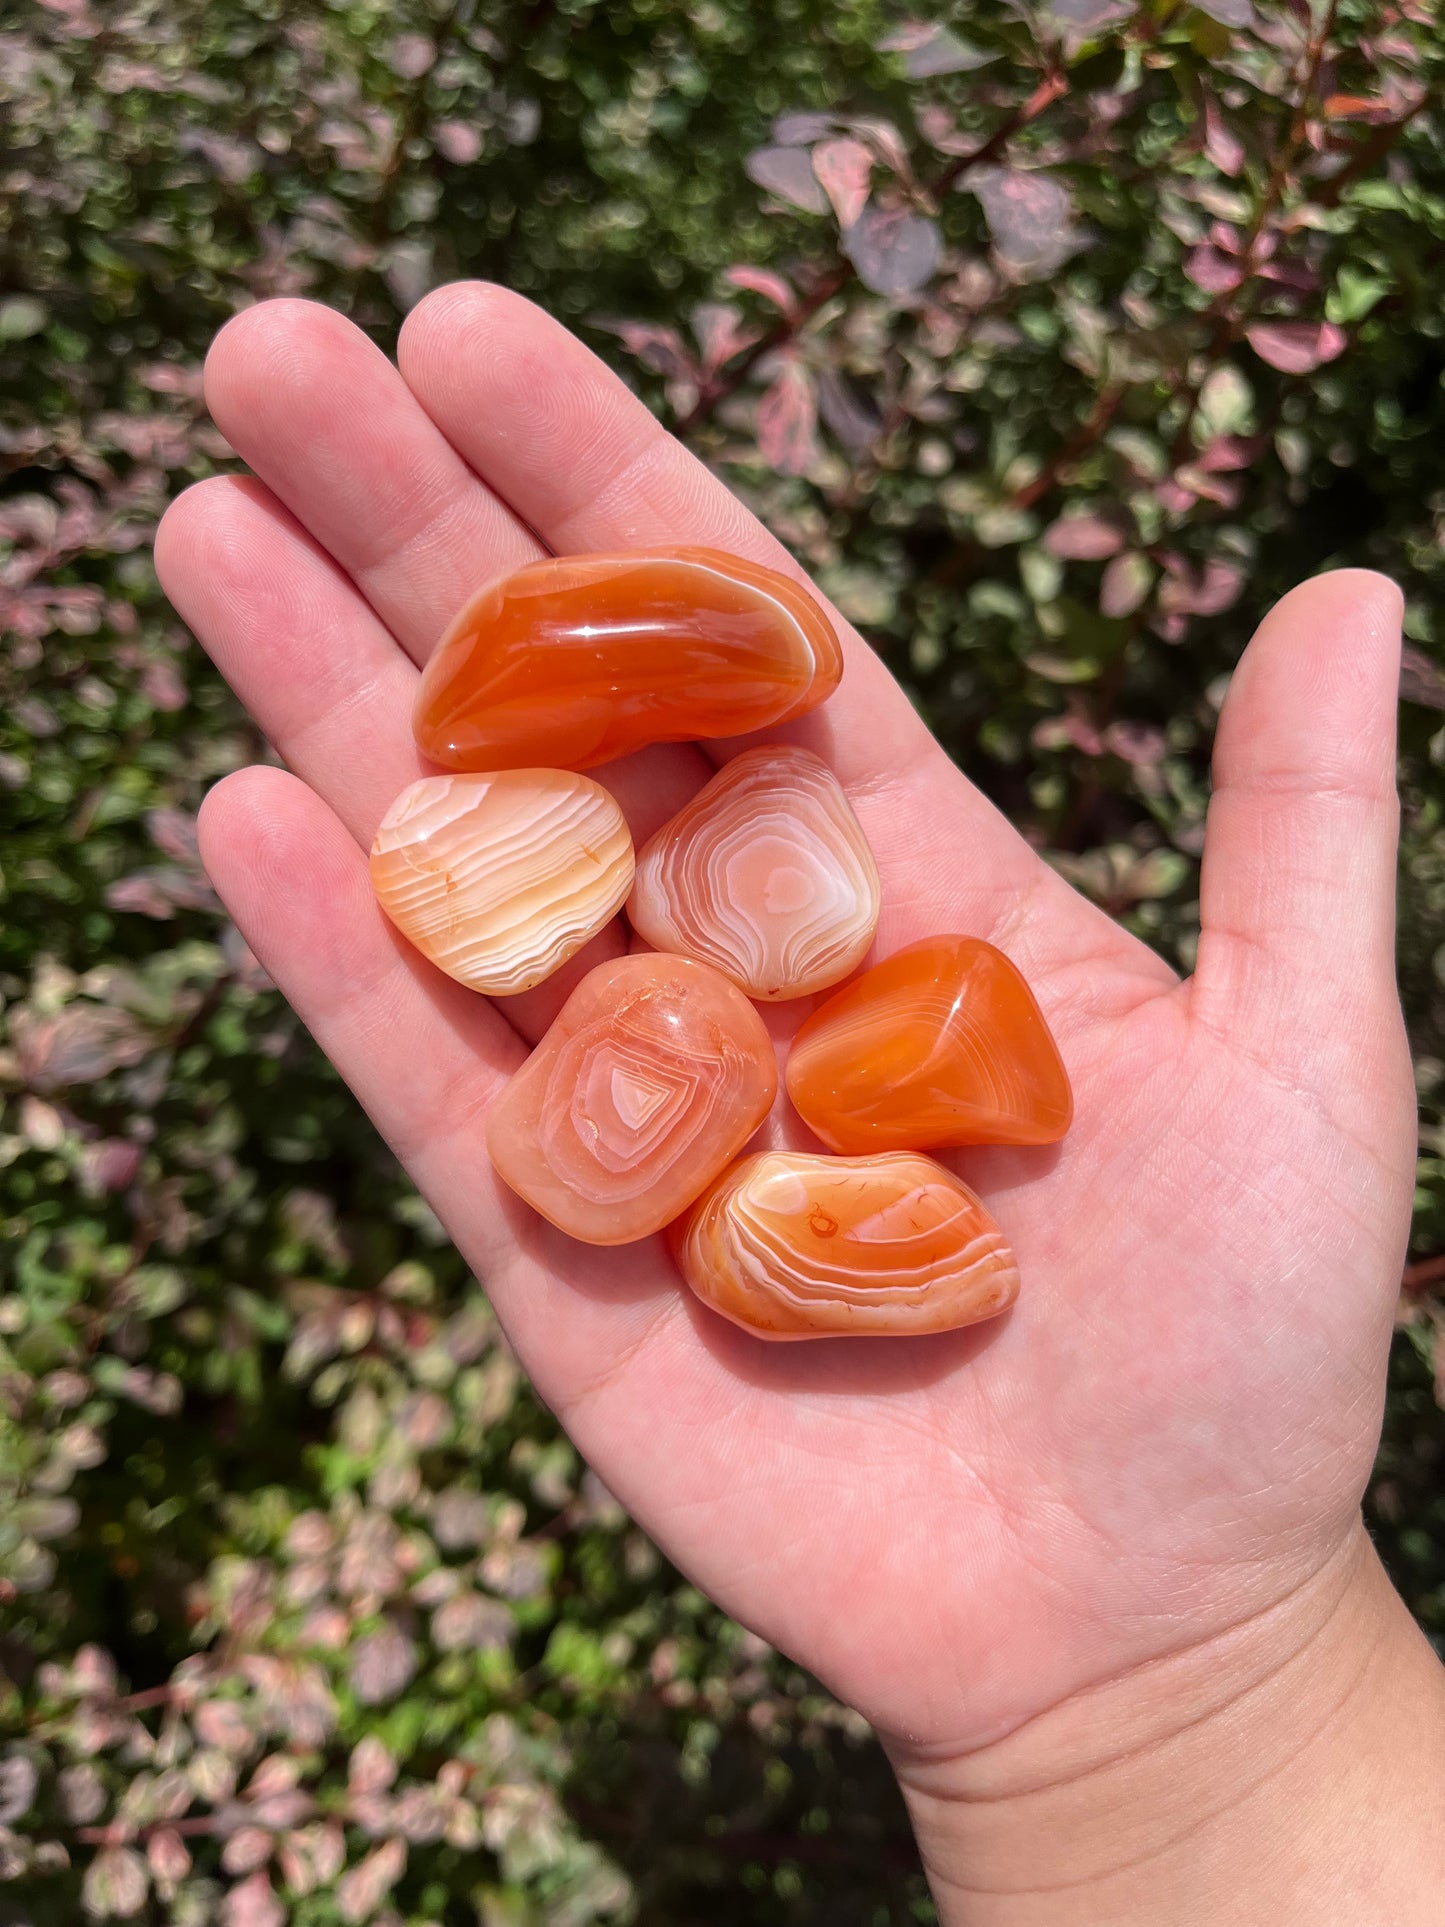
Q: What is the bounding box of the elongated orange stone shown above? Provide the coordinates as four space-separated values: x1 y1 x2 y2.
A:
786 935 1072 1154
486 954 777 1245
414 548 843 772
672 1150 1020 1339
627 745 881 1000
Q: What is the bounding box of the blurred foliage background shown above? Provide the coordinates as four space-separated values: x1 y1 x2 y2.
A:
3 0 1445 1920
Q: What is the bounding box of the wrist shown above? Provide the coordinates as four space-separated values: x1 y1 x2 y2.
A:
889 1525 1445 1927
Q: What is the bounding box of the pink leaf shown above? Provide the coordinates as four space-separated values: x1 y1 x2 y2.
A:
1043 512 1124 561
337 1838 407 1924
1104 720 1168 765
690 302 758 378
81 1846 148 1919
432 120 482 166
724 265 798 318
1245 320 1347 373
755 361 818 476
1184 245 1242 294
1201 96 1244 175
1099 551 1154 619
222 1871 284 1927
348 1737 399 1797
221 1826 273 1876
744 145 828 213
842 204 941 298
597 321 697 383
812 138 872 231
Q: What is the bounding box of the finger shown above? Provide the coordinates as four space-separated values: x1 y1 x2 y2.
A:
203 298 538 663
199 766 522 1183
201 765 711 1432
1192 569 1407 1077
396 280 939 791
159 478 699 1045
398 281 1173 1005
156 476 427 846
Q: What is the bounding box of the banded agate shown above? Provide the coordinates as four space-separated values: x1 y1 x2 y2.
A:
486 954 776 1245
370 771 632 996
414 548 843 772
786 935 1072 1153
673 1150 1019 1339
627 746 880 1001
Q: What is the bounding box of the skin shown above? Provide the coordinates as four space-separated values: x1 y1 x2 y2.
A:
155 284 1445 1923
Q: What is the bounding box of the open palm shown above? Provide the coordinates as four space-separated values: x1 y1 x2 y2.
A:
155 285 1415 1767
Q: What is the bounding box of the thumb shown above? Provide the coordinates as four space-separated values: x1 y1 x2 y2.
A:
1192 569 1408 1099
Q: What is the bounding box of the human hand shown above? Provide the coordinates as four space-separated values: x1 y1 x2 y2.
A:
155 285 1441 1922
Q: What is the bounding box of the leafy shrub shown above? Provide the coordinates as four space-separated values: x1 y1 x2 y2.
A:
1 0 1443 1920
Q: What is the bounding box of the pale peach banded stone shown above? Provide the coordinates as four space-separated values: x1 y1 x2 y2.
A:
486 953 777 1245
672 1150 1020 1340
626 745 881 1000
370 771 633 996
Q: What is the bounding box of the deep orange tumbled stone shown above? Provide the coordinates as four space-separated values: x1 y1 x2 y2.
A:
414 548 843 772
786 935 1072 1154
486 953 777 1245
672 1150 1020 1340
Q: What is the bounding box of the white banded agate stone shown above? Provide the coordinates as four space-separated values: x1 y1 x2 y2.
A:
486 953 778 1245
626 745 881 1001
370 771 633 996
672 1150 1020 1339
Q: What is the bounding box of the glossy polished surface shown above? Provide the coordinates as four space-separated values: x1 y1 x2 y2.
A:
786 935 1072 1153
673 1150 1020 1339
486 954 777 1245
415 548 844 771
627 746 880 1000
370 772 633 995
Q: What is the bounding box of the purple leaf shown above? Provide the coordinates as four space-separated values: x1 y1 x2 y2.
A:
349 1624 417 1706
969 167 1081 279
816 369 883 451
842 204 941 297
1193 0 1255 24
1043 512 1125 561
1184 244 1243 294
812 137 872 231
756 360 819 476
1400 645 1445 710
10 1004 150 1090
724 265 799 318
1244 320 1347 373
745 145 829 213
877 21 997 76
771 112 836 147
